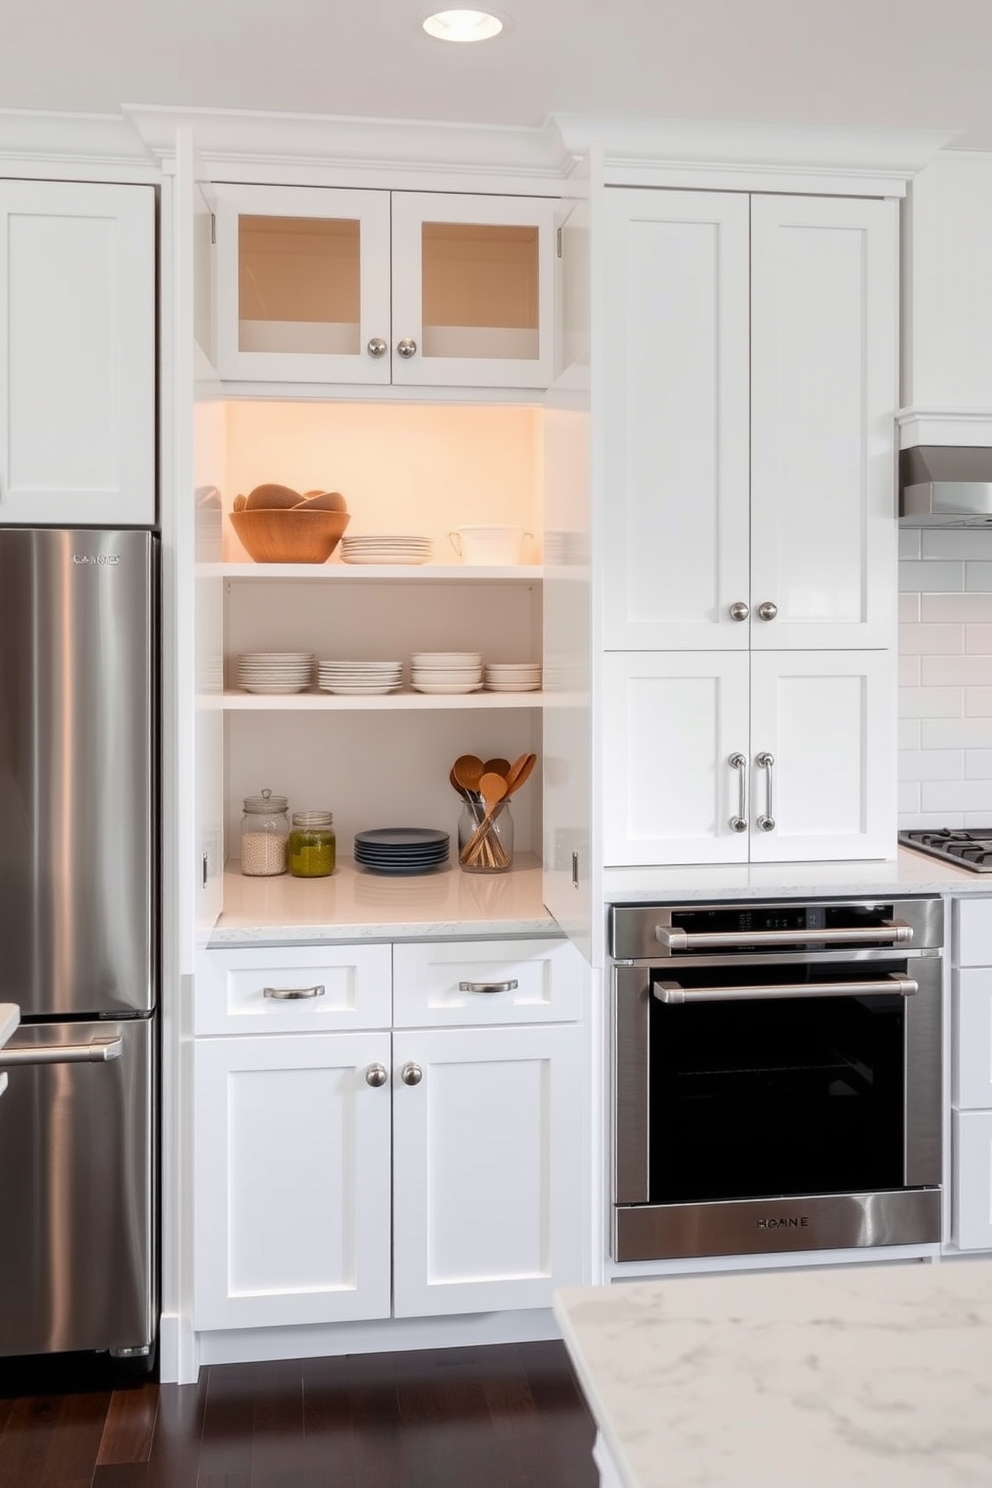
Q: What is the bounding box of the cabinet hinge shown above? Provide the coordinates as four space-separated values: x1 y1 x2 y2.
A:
556 226 563 259
210 213 216 246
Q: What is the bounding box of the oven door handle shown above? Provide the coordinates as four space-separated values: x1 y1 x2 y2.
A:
653 973 919 1004
654 921 914 952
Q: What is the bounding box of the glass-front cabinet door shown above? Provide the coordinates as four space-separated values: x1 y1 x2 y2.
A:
213 184 555 388
214 184 392 384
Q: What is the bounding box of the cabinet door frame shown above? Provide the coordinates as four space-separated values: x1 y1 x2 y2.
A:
0 179 155 526
213 183 392 384
390 191 557 389
952 1109 992 1251
193 1029 392 1329
391 1022 586 1317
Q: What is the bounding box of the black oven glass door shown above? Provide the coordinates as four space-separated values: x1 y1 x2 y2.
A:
647 961 911 1205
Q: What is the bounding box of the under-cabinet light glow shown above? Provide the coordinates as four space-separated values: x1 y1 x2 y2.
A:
422 9 504 42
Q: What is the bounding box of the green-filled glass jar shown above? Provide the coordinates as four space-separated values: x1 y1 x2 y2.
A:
288 810 336 878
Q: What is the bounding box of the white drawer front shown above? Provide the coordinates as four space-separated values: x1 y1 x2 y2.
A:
195 944 392 1035
392 938 585 1027
954 969 992 1108
953 897 992 967
952 1109 992 1251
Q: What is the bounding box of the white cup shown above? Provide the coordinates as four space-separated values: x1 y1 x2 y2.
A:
448 525 532 565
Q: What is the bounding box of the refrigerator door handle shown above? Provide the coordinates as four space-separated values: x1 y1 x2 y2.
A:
0 1036 123 1066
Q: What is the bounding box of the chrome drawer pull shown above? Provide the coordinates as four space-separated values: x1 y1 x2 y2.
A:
729 751 747 832
263 984 326 1000
0 1036 123 1066
655 922 913 952
458 979 519 993
756 750 775 831
654 973 919 1005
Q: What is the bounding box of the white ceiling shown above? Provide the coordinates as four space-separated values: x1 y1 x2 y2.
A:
4 0 992 151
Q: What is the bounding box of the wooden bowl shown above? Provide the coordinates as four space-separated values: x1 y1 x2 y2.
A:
229 508 351 563
244 482 302 511
295 490 348 512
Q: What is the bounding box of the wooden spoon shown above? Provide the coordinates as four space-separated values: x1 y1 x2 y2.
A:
452 754 484 794
504 752 537 796
478 771 508 818
482 757 511 779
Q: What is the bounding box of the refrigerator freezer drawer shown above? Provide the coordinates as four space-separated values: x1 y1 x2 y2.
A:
0 1017 156 1358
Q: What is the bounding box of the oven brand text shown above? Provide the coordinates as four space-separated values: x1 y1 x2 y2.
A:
756 1216 810 1230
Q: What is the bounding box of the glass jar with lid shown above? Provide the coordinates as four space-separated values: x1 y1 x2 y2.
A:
288 810 336 878
240 789 290 877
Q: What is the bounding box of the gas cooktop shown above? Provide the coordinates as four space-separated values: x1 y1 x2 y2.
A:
899 828 992 872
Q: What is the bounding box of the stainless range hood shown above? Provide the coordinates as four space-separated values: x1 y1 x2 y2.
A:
900 446 992 527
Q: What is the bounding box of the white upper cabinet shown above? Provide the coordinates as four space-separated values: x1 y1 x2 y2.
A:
213 184 556 389
0 180 155 527
602 188 898 652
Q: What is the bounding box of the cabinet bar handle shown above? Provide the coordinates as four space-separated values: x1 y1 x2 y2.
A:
654 973 919 1004
655 921 913 952
0 1036 123 1066
729 751 747 832
458 979 519 993
263 984 326 1000
756 750 775 831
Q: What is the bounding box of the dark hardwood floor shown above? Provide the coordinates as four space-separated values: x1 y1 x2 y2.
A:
0 1340 597 1488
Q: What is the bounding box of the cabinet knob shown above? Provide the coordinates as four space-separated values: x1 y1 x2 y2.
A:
757 601 778 622
401 1061 423 1086
728 601 749 622
365 1063 388 1087
367 337 388 358
396 338 418 359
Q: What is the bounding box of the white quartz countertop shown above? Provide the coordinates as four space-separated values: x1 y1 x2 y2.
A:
0 1004 19 1048
209 854 559 945
554 1261 992 1488
604 846 992 902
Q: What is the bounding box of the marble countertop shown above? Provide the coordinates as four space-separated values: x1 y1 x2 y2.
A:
554 1261 992 1488
604 846 992 902
208 854 559 945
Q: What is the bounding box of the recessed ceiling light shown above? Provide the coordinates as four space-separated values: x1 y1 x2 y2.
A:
422 9 504 42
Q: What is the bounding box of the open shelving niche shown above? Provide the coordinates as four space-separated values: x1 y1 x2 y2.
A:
205 399 550 913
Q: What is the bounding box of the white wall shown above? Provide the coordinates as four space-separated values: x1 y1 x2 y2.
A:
898 529 992 826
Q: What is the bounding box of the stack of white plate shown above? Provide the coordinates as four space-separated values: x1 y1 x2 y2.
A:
236 652 314 694
317 659 403 695
484 661 542 692
410 651 483 695
340 535 433 565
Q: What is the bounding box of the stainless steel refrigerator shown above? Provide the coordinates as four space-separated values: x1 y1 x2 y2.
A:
0 528 157 1364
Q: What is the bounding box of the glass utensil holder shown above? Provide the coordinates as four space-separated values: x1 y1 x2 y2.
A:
458 799 513 873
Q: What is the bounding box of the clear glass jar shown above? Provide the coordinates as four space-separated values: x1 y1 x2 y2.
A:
240 789 290 877
288 811 336 878
458 799 513 873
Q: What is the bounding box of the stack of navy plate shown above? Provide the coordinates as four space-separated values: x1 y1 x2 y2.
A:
353 827 450 874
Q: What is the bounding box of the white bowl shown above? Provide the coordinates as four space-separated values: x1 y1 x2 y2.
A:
410 652 482 667
411 668 483 685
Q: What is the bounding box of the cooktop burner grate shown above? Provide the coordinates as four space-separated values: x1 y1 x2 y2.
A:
899 828 992 871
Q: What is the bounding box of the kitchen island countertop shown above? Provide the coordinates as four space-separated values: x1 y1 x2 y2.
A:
554 1261 992 1488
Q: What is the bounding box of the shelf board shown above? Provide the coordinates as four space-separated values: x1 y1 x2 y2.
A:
221 689 543 710
204 562 544 582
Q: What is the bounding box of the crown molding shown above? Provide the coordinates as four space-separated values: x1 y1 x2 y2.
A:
551 114 960 185
124 104 573 191
897 408 992 448
0 108 160 180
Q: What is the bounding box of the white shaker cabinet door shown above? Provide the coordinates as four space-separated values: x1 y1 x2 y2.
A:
747 650 896 863
193 1030 392 1330
954 969 992 1109
601 652 750 866
391 1023 586 1317
749 195 898 651
952 1110 992 1251
0 180 155 526
601 189 750 651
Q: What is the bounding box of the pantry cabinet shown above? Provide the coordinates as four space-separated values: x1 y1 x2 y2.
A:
0 179 156 526
600 188 898 653
191 937 588 1333
212 183 556 388
602 649 896 865
950 898 992 1252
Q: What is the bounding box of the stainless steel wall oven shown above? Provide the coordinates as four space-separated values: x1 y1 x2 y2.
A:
610 898 943 1262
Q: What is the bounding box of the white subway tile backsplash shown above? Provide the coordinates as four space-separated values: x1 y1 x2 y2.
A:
898 781 921 813
899 718 921 750
899 592 921 623
899 530 922 560
920 718 992 748
921 593 992 622
898 623 964 654
966 688 992 716
898 687 962 718
898 654 921 687
898 750 963 781
921 655 992 686
922 530 992 560
899 562 963 592
966 751 992 778
966 562 992 592
966 625 992 653
899 811 966 830
922 781 992 812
